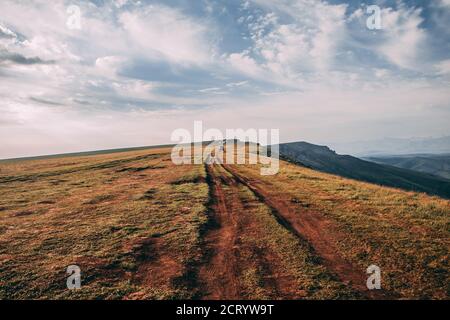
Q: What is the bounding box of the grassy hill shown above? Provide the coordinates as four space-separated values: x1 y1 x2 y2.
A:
279 142 450 199
0 146 448 299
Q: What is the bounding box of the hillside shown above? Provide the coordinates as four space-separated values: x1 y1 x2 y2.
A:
364 154 450 180
278 142 450 199
0 146 448 300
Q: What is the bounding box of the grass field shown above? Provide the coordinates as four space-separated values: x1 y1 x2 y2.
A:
0 146 448 299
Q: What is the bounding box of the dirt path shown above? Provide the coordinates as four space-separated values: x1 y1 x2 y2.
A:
197 164 301 299
222 164 391 300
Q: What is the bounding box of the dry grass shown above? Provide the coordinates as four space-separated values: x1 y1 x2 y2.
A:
0 148 209 299
0 147 448 299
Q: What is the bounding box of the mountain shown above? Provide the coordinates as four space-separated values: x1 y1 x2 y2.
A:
364 154 450 180
328 136 450 157
278 141 450 199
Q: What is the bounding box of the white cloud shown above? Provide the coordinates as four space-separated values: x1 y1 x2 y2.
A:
112 80 157 100
434 59 450 75
198 87 222 93
0 24 21 48
437 0 450 7
226 81 248 87
114 0 129 9
228 52 265 78
377 6 426 70
228 0 348 87
250 1 347 69
119 5 215 65
374 68 390 78
95 56 128 78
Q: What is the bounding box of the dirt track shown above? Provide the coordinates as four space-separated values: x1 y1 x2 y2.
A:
197 163 391 300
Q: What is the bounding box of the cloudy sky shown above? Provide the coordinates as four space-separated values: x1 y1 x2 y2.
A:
0 0 449 158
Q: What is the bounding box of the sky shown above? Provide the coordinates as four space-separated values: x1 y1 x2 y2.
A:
0 0 450 158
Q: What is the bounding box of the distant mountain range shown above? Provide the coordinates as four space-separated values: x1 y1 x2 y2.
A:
278 142 450 199
364 154 450 180
328 136 450 157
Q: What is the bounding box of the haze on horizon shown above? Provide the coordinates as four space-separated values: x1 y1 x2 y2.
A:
1 0 450 159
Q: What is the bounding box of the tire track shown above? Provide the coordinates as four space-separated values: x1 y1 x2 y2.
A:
215 165 303 299
197 164 240 299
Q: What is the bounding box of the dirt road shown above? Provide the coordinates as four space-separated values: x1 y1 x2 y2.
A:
197 164 303 299
197 163 391 299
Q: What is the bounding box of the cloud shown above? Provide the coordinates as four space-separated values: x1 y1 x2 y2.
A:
376 6 426 70
226 0 348 88
95 56 128 79
437 0 450 7
0 24 18 40
226 80 248 88
347 2 432 71
434 59 450 75
198 87 222 93
112 80 157 100
29 96 63 106
430 0 450 40
114 0 130 9
228 52 265 78
249 0 347 69
119 5 215 65
0 51 55 65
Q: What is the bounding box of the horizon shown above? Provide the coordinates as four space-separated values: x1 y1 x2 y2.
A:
2 134 450 161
